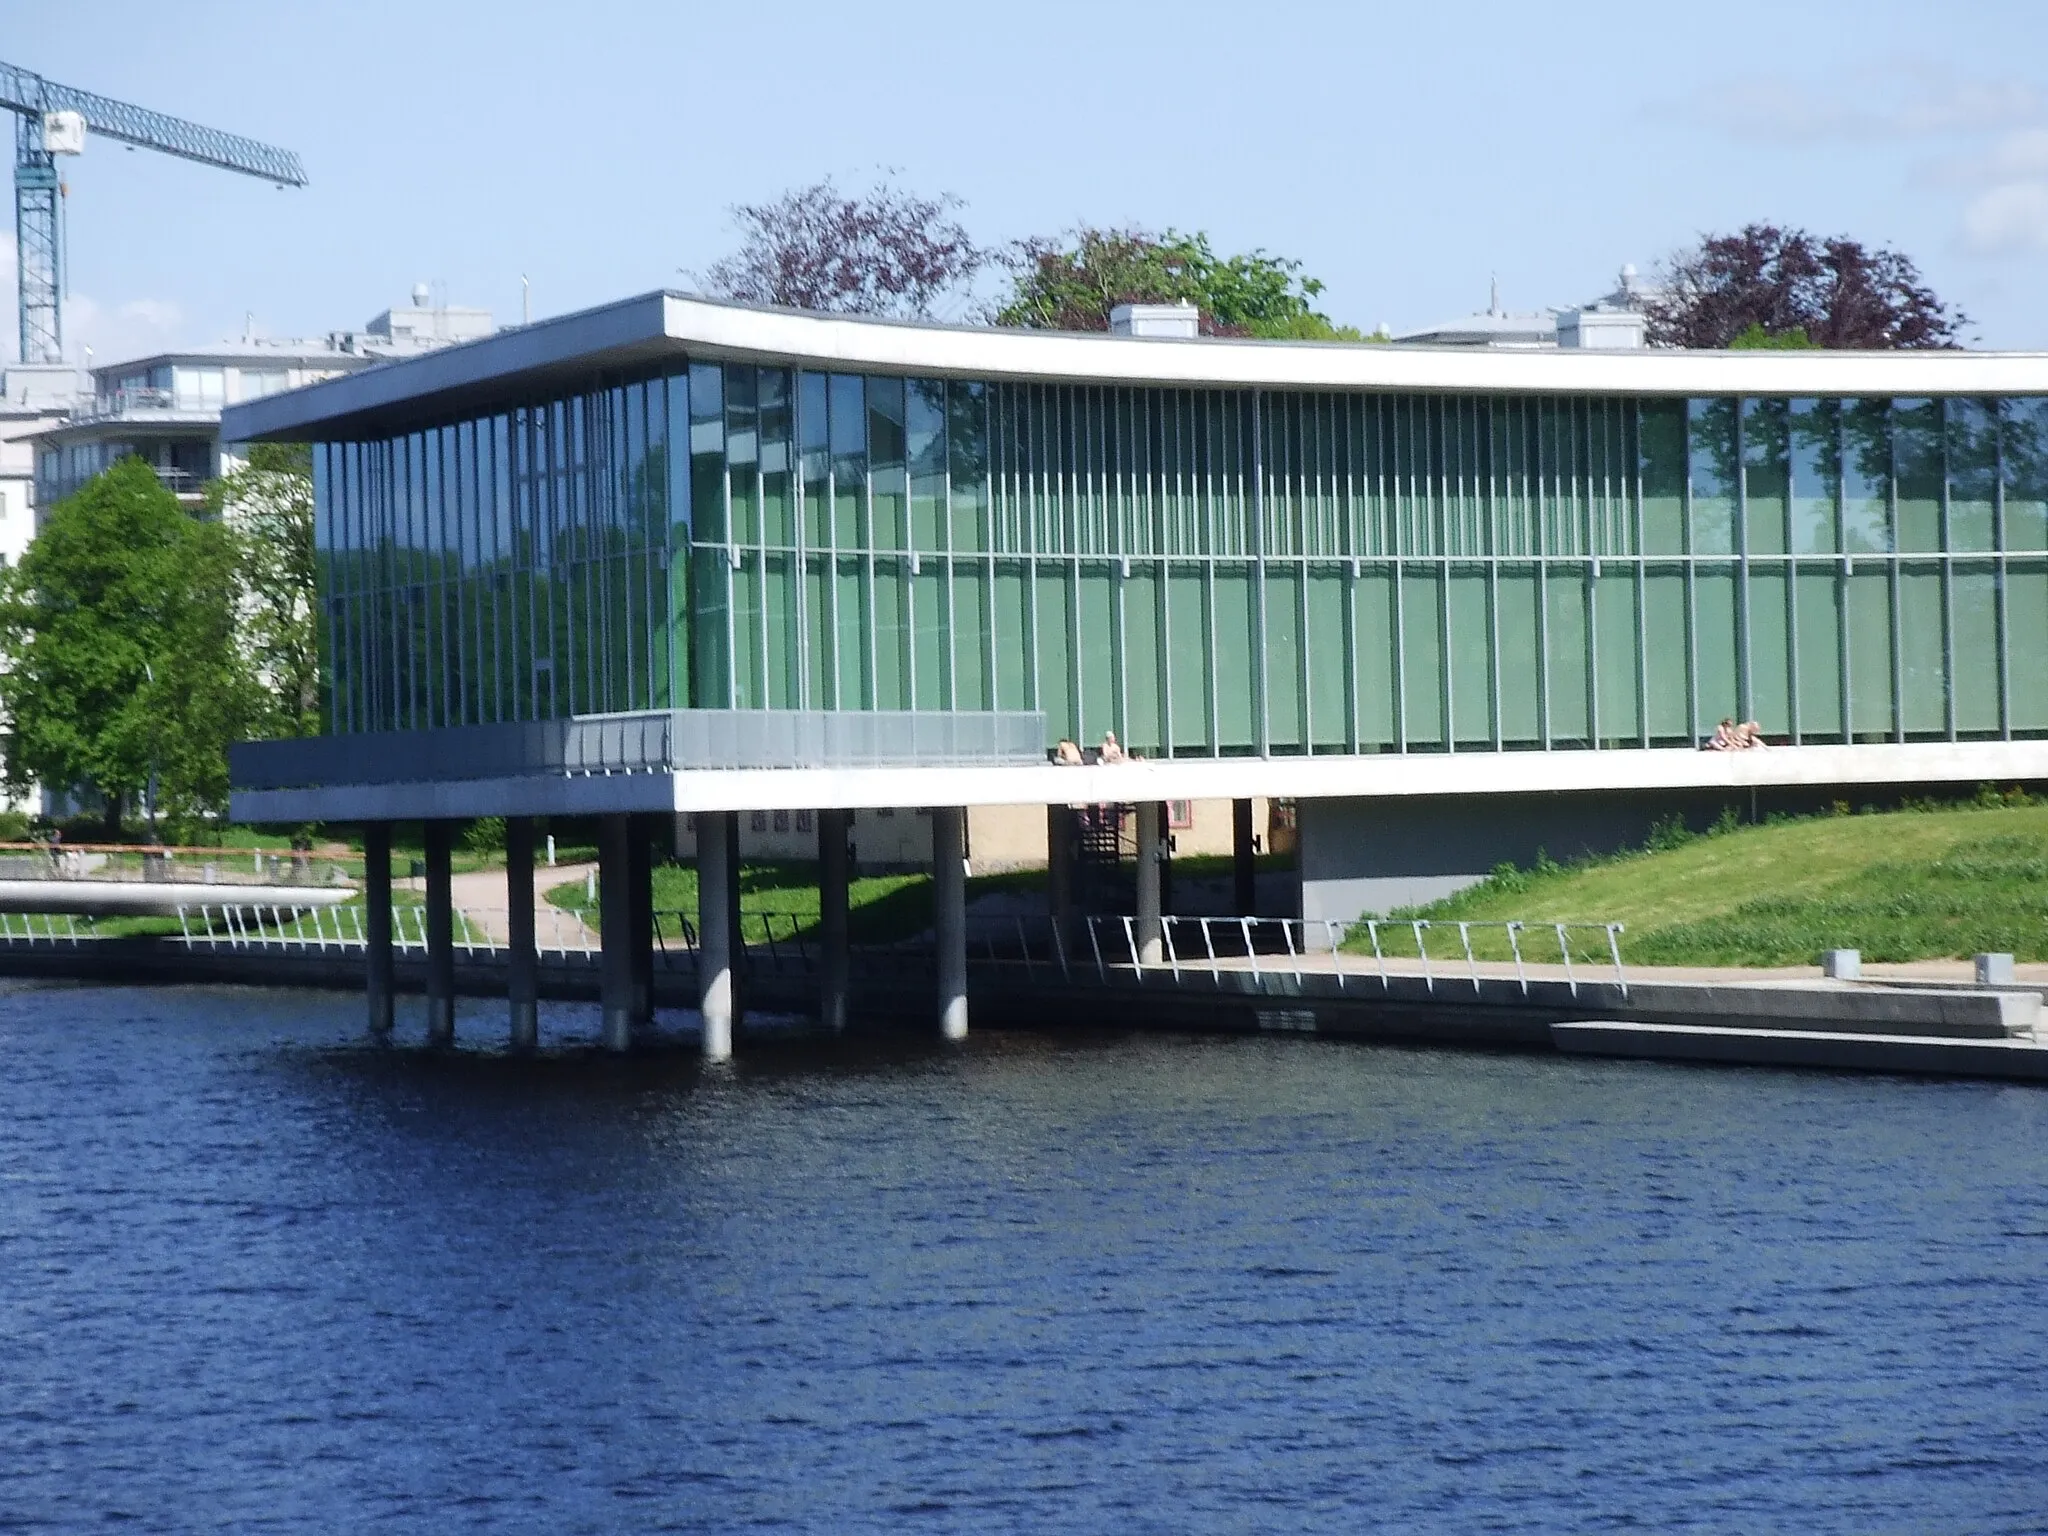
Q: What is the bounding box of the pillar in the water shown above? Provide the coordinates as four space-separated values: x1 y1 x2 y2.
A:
697 811 735 1060
597 812 632 1052
1134 800 1164 966
364 821 394 1037
818 807 850 1032
505 816 538 1051
932 805 968 1041
1232 798 1257 915
628 814 654 1028
424 820 456 1045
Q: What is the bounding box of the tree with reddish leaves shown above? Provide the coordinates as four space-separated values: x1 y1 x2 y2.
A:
1646 224 1967 349
697 178 992 320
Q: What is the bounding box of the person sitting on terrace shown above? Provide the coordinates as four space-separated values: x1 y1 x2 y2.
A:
1099 731 1126 764
1704 718 1739 751
1738 720 1770 749
1054 739 1083 765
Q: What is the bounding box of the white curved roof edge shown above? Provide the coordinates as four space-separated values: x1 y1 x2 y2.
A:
224 289 2048 442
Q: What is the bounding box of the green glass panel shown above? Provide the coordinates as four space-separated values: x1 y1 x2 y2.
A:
1788 399 1839 555
835 556 868 709
1264 564 1304 750
1400 569 1444 748
2004 399 2048 552
1895 400 1943 553
830 374 865 551
1795 569 1844 741
1353 565 1397 749
913 562 947 711
1898 565 1947 734
1123 563 1162 754
1213 564 1257 750
763 550 800 709
951 562 991 712
1076 564 1115 741
1168 565 1213 751
1742 398 1789 555
690 363 726 546
1689 398 1738 555
994 560 1030 713
1307 566 1349 750
1746 565 1791 735
1035 564 1075 741
1447 567 1492 747
691 547 730 708
1495 566 1540 746
1643 566 1690 743
725 365 759 547
909 379 947 552
1694 567 1740 734
873 555 911 710
759 368 794 548
868 377 907 553
1953 566 2000 735
2008 560 2048 731
804 555 832 709
799 372 830 548
1842 399 1892 553
1847 569 1895 739
1595 568 1642 744
1544 569 1588 746
1639 400 1687 555
948 381 989 554
1947 399 1998 553
730 550 762 709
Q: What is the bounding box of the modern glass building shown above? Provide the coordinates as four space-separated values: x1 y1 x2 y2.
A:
221 291 2048 1049
302 313 2048 761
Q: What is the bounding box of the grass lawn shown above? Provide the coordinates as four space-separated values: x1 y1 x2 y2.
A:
1351 798 2048 968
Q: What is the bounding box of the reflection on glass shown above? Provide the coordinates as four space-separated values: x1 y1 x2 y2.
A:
1638 400 1686 555
868 376 907 552
1893 399 1943 553
908 379 946 550
1842 399 1891 554
1742 398 1788 555
1688 398 1738 555
2007 398 2048 551
1788 399 1838 554
1946 398 1997 553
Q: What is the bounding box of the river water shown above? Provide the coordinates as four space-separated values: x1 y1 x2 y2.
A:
3 983 2046 1532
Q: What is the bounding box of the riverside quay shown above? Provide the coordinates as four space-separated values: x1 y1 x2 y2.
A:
224 292 2048 1053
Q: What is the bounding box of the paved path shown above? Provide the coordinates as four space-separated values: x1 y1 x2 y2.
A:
447 861 599 949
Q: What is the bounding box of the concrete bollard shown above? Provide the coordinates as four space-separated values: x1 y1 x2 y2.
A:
1976 952 2016 986
1822 949 1862 980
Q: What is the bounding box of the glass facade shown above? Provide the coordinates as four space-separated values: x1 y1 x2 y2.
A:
315 367 2048 754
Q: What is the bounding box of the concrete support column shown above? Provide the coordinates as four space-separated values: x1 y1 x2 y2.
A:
424 820 456 1047
364 822 394 1038
1135 800 1164 966
932 806 968 1041
1046 804 1075 935
505 816 538 1051
696 811 735 1060
628 814 655 1028
724 810 745 1026
818 808 851 1032
1232 798 1257 916
597 812 633 1053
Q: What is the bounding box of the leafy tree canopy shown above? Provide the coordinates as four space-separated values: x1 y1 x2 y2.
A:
698 177 993 319
0 458 260 833
996 226 1369 340
1647 224 1966 349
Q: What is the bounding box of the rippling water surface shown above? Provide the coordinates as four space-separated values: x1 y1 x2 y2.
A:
4 982 2048 1532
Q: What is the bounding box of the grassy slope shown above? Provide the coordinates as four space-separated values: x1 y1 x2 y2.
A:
1380 802 2048 967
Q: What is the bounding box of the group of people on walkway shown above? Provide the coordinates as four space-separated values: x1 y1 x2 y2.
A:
1053 731 1131 766
1704 718 1770 752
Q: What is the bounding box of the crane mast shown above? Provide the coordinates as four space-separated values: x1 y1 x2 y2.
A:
0 60 307 366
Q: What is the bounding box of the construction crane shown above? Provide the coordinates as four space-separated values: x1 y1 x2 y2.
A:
0 60 306 366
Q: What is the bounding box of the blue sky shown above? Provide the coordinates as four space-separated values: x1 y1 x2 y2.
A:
9 0 2048 363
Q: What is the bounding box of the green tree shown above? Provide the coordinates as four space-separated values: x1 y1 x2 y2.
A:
207 442 319 737
996 226 1370 339
0 458 259 835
